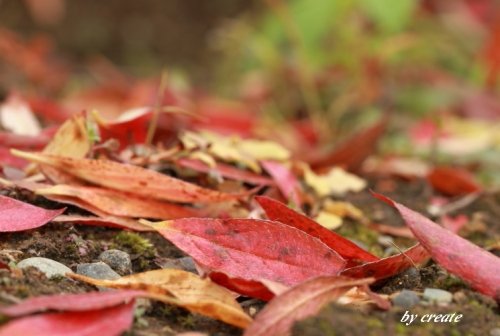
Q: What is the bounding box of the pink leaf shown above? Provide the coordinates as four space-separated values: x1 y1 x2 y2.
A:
260 161 302 206
374 193 500 299
0 302 135 336
0 195 65 232
243 276 373 336
0 290 146 317
152 218 346 298
341 244 429 280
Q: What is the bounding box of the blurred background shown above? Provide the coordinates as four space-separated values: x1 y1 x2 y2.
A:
0 0 499 145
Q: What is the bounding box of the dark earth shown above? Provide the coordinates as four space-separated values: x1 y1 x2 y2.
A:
1 177 499 335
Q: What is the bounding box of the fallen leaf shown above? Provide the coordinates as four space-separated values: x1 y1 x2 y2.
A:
40 113 91 184
307 118 386 172
0 195 65 232
261 160 302 206
304 166 366 197
323 200 366 223
181 131 290 173
374 193 500 299
255 196 378 264
11 151 246 203
243 277 374 336
70 269 252 328
0 290 146 316
0 147 28 169
6 180 152 231
341 244 429 280
0 132 49 149
0 302 135 336
427 166 481 196
36 184 200 219
146 218 346 295
314 211 342 230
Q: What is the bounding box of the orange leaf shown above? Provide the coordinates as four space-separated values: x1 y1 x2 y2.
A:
11 150 246 203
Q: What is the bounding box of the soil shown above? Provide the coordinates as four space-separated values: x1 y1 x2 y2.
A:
1 177 499 335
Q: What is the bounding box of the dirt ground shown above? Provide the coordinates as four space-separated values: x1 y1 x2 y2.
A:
1 177 498 335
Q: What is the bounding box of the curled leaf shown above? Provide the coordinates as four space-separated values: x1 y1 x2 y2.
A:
374 192 500 299
244 277 374 336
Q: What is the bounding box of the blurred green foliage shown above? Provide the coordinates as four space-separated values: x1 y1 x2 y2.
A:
213 0 491 134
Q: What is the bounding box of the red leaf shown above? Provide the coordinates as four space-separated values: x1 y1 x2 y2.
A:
96 107 152 148
260 160 302 206
243 276 373 336
307 117 386 172
177 158 273 186
427 166 481 196
255 196 378 264
0 147 28 169
0 290 146 316
0 195 65 232
0 132 49 149
341 244 429 280
374 193 500 299
0 302 135 336
151 218 346 296
28 96 71 124
190 98 256 137
207 272 278 301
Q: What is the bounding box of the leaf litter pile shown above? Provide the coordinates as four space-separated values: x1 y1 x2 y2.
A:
1 4 500 336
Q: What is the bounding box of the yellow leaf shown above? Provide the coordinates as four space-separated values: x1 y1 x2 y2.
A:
304 166 366 197
323 200 366 223
69 269 252 328
40 113 90 184
180 131 290 173
315 211 342 230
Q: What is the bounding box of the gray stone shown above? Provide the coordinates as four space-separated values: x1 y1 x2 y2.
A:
158 257 197 273
423 288 453 304
98 249 132 275
377 235 394 247
392 289 420 308
76 262 120 280
490 328 500 336
17 257 73 278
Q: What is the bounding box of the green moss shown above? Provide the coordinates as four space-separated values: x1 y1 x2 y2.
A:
179 314 196 329
112 232 156 257
336 223 383 256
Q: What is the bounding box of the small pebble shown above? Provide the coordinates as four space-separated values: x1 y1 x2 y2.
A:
377 235 394 247
159 257 197 273
76 262 120 280
98 249 132 275
490 328 500 336
423 288 453 304
392 289 420 308
17 257 73 278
